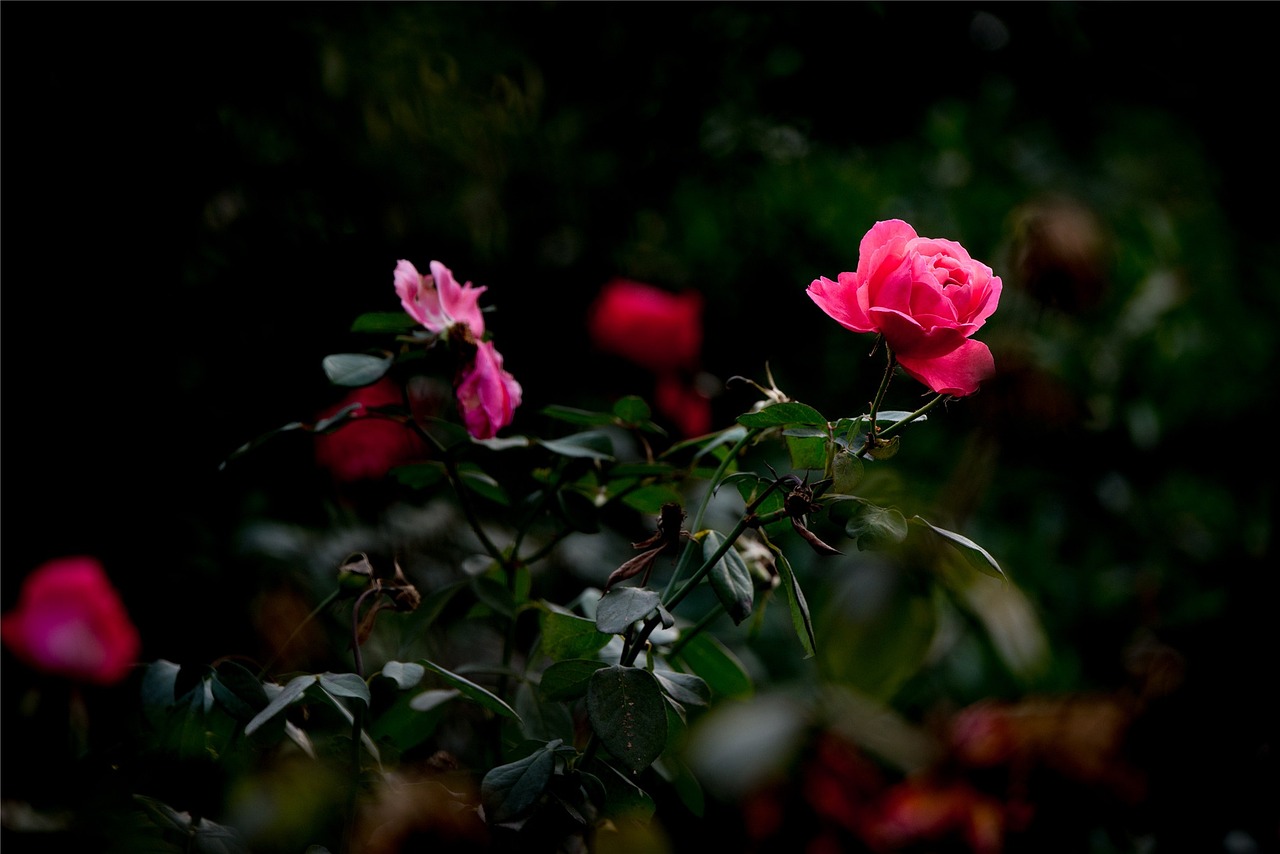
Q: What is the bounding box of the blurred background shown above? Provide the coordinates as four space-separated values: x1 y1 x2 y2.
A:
3 3 1277 852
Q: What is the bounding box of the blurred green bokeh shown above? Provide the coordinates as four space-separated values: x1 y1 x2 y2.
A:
3 3 1276 852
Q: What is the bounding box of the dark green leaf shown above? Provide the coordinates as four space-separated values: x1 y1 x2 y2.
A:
621 484 685 515
587 666 668 773
244 674 316 735
515 681 575 743
538 431 615 460
458 465 510 506
762 534 816 658
539 659 610 701
481 741 560 824
846 504 909 550
540 405 616 427
394 462 448 490
317 672 370 706
322 353 393 387
785 434 828 471
141 659 181 725
909 516 1006 580
378 661 426 690
539 609 612 661
703 531 753 625
611 395 652 424
736 402 826 428
350 311 418 334
595 587 663 634
421 660 521 722
653 670 711 707
210 661 268 721
671 634 752 700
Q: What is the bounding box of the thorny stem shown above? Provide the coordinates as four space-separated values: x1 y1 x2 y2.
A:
665 602 725 659
862 343 897 456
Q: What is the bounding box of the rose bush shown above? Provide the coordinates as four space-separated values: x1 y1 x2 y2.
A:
807 219 1002 396
0 556 140 685
314 377 432 483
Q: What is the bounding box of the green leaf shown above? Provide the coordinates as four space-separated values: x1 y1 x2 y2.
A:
394 462 448 490
671 633 753 700
539 609 612 661
515 681 575 743
210 661 268 722
845 503 909 550
350 311 418 334
421 660 521 722
317 672 370 707
831 448 865 494
620 484 685 515
322 353 393 387
703 531 753 625
141 659 181 725
378 661 426 690
758 531 816 658
538 431 615 460
595 587 663 634
457 465 510 506
653 670 711 707
909 516 1006 580
587 666 668 773
584 760 656 821
785 434 828 471
540 405 616 427
612 395 652 425
481 741 560 824
244 674 316 735
736 402 826 428
539 659 610 701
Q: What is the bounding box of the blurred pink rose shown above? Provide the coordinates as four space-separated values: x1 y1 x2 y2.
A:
456 340 523 440
587 278 703 374
863 778 1007 854
394 259 486 338
1 556 141 685
808 220 1002 396
315 377 431 482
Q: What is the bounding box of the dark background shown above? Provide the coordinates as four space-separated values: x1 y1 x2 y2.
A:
3 3 1277 851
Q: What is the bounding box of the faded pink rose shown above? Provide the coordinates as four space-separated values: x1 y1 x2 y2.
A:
395 259 486 338
587 278 703 374
1 556 141 685
808 220 1002 396
456 340 522 440
314 377 432 483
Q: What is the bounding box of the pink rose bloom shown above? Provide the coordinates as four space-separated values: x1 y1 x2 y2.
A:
655 373 711 438
1 556 141 686
808 220 1002 396
395 259 487 338
587 278 703 374
456 340 523 440
315 377 433 483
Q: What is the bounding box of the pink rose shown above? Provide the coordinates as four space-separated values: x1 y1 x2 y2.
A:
456 340 523 440
587 278 703 374
1 556 141 685
655 373 711 438
394 259 486 338
314 377 432 483
807 220 1002 396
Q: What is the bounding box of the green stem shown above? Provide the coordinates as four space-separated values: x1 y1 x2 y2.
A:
877 392 948 440
662 428 761 599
